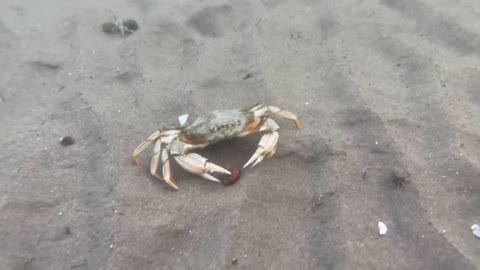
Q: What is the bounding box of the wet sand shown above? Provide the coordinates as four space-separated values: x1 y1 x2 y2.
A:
1 0 479 269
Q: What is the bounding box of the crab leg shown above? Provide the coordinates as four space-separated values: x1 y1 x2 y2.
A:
150 139 162 178
267 106 302 129
161 148 179 190
244 119 280 168
174 153 231 183
248 104 301 129
133 131 160 166
149 141 179 190
244 132 279 168
133 129 181 166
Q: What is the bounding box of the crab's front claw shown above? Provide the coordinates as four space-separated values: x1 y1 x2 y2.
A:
174 153 231 183
244 131 279 168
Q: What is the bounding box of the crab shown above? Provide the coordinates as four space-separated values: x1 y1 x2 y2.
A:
133 103 301 190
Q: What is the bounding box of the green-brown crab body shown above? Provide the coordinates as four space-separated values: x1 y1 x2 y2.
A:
133 103 300 190
179 109 261 145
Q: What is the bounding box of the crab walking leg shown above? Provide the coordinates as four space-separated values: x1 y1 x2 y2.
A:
244 131 279 168
133 131 160 166
150 139 162 179
268 106 302 129
161 148 179 190
149 141 179 190
244 119 280 168
174 153 231 183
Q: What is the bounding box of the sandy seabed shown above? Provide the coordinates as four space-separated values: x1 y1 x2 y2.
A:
1 0 480 269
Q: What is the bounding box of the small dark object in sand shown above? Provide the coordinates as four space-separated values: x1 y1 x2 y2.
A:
221 167 242 186
102 22 118 33
390 168 410 189
122 19 139 32
102 19 139 35
243 73 253 80
60 136 75 146
231 258 238 265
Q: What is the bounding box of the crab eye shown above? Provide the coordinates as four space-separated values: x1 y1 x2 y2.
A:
209 126 217 133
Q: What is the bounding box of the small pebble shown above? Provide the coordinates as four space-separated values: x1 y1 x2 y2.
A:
60 136 75 146
243 73 253 80
102 22 118 34
121 19 139 33
231 258 238 265
102 19 139 35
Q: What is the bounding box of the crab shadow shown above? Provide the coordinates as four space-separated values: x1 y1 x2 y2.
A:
195 133 262 168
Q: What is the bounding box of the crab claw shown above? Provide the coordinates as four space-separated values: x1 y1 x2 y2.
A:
174 153 231 183
244 131 279 168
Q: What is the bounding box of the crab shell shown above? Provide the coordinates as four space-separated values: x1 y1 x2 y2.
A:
170 109 269 154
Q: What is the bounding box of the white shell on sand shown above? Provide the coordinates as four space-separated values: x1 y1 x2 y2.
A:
378 222 388 236
178 114 189 126
471 224 480 238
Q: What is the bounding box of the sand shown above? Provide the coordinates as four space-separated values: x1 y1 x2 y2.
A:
1 0 479 269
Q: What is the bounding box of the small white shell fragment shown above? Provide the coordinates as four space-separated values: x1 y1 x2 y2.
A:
471 224 480 238
378 221 388 235
178 114 189 126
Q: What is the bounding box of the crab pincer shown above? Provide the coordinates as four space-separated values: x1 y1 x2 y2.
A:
174 153 231 183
